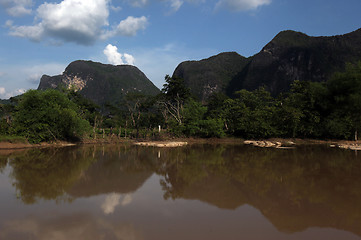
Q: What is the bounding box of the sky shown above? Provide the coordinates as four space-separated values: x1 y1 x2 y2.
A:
0 0 360 99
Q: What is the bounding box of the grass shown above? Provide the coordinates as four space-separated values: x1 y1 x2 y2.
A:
0 135 28 143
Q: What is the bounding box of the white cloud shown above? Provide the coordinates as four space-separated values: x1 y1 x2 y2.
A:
128 0 148 8
0 62 65 99
215 0 271 11
110 5 122 11
0 87 26 99
0 0 32 17
7 0 148 44
114 16 148 37
4 20 13 28
27 73 43 84
124 53 135 66
9 24 44 42
168 0 183 12
23 63 65 85
104 44 124 65
103 44 136 65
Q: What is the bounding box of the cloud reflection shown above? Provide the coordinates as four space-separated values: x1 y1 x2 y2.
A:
101 193 121 214
121 194 133 206
101 193 133 214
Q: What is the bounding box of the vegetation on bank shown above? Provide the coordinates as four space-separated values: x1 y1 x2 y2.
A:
1 62 361 143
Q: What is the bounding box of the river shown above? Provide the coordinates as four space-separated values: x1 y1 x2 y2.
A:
0 144 360 240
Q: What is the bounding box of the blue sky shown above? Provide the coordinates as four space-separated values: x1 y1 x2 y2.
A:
0 0 360 99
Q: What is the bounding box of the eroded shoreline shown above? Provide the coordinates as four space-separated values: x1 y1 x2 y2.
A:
1 137 361 152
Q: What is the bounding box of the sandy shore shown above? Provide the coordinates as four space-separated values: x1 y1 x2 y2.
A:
0 141 76 150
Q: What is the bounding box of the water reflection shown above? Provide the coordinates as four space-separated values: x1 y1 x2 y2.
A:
8 147 96 204
0 213 143 240
68 145 155 197
2 144 361 239
157 145 361 236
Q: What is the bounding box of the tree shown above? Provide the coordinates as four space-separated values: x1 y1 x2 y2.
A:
0 103 15 135
13 89 91 143
222 88 279 138
159 75 191 126
326 62 361 140
278 80 327 138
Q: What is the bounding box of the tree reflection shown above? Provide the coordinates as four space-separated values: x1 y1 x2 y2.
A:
9 147 97 204
6 143 361 236
156 144 361 236
67 145 156 197
0 155 7 173
8 145 158 204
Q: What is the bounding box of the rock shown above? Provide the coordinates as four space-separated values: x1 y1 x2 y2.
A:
243 140 294 149
134 141 188 148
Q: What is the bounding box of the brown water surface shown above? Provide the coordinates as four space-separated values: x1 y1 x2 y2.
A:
0 144 361 240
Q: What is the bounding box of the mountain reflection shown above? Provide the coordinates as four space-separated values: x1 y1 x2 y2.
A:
5 144 361 237
156 144 361 236
8 145 158 204
67 145 155 197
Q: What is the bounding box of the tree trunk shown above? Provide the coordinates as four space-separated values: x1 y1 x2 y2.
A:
355 130 358 141
93 116 97 139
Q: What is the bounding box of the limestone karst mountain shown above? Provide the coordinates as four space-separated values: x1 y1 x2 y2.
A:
173 28 361 100
38 60 160 106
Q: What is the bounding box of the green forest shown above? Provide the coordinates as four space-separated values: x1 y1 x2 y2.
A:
1 62 361 143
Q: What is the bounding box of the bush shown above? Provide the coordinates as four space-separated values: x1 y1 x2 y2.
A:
13 89 91 143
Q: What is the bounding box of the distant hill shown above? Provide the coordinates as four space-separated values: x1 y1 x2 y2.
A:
38 60 160 106
0 99 10 104
173 28 361 99
173 52 249 102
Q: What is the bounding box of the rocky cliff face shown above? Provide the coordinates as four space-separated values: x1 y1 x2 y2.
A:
227 28 361 96
38 60 160 106
173 28 361 100
173 52 249 102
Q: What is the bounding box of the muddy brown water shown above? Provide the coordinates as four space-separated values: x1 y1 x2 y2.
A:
0 144 361 240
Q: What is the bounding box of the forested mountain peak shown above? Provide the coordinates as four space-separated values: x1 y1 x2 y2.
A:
38 60 160 107
172 52 250 102
173 28 361 100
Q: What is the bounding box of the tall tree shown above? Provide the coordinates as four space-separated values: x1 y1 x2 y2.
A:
159 75 191 126
326 62 361 140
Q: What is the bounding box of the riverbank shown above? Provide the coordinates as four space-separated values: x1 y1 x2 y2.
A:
244 138 361 150
1 137 361 151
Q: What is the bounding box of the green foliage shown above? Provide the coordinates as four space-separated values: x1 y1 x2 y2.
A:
279 80 327 137
0 103 15 135
66 90 101 126
13 89 91 143
198 118 225 138
221 88 279 138
326 62 361 139
182 99 207 136
2 62 361 141
0 135 27 143
162 75 191 101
